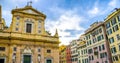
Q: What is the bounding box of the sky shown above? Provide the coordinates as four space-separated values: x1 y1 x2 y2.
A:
0 0 120 45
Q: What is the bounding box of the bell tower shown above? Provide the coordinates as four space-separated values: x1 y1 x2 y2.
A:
0 5 3 30
0 5 1 22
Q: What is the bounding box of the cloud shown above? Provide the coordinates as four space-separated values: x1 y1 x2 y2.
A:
108 0 118 7
2 10 12 26
45 8 85 45
88 7 99 16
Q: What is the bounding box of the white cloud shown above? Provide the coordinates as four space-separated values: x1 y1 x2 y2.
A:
46 8 85 45
108 0 118 7
2 10 12 26
88 7 99 16
87 0 100 17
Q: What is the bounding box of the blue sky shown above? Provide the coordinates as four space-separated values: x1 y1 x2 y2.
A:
0 0 120 45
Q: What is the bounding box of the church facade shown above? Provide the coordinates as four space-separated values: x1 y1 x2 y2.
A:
0 4 59 63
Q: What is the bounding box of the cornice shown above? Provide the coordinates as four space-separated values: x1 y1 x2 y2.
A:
0 32 60 44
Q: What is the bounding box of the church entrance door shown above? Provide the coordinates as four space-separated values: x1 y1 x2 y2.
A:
23 55 31 63
0 58 5 63
46 59 52 63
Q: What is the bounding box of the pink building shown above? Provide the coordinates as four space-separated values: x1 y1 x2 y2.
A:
85 22 112 63
66 45 72 63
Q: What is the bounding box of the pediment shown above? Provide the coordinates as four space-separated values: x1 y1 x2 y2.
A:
12 6 46 18
22 9 39 15
22 46 32 54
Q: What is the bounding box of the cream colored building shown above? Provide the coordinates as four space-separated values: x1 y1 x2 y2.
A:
70 39 78 63
0 4 60 63
77 34 88 63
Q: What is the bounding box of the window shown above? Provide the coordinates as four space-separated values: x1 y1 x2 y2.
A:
97 36 101 41
99 46 101 51
111 47 117 54
107 29 112 35
102 44 105 50
119 45 120 51
16 16 20 20
92 55 94 60
38 48 40 52
96 62 99 63
109 37 114 44
105 61 108 63
97 35 104 41
116 34 120 40
0 47 5 51
16 22 19 26
75 58 77 61
101 35 104 39
81 50 83 55
100 53 102 58
111 18 117 25
99 28 102 33
93 38 96 43
89 40 92 45
47 49 51 53
117 15 120 21
26 23 32 33
38 30 41 33
13 47 16 51
87 41 89 46
38 25 41 29
100 52 107 58
15 28 18 31
88 49 93 54
86 36 88 40
114 56 118 61
113 25 119 32
106 22 111 29
89 56 91 61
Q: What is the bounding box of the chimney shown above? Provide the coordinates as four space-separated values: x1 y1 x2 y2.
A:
0 5 1 22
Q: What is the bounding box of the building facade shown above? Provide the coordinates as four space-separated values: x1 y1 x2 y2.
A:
70 40 78 63
84 22 112 63
66 45 72 63
77 35 88 63
59 45 66 63
104 8 120 63
0 4 59 63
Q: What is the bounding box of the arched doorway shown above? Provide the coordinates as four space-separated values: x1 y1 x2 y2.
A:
21 46 33 63
45 56 53 63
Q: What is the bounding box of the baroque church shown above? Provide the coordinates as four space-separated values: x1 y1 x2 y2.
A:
0 3 60 63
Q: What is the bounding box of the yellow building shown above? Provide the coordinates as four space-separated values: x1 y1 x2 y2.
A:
0 4 60 63
59 45 66 63
104 8 120 63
